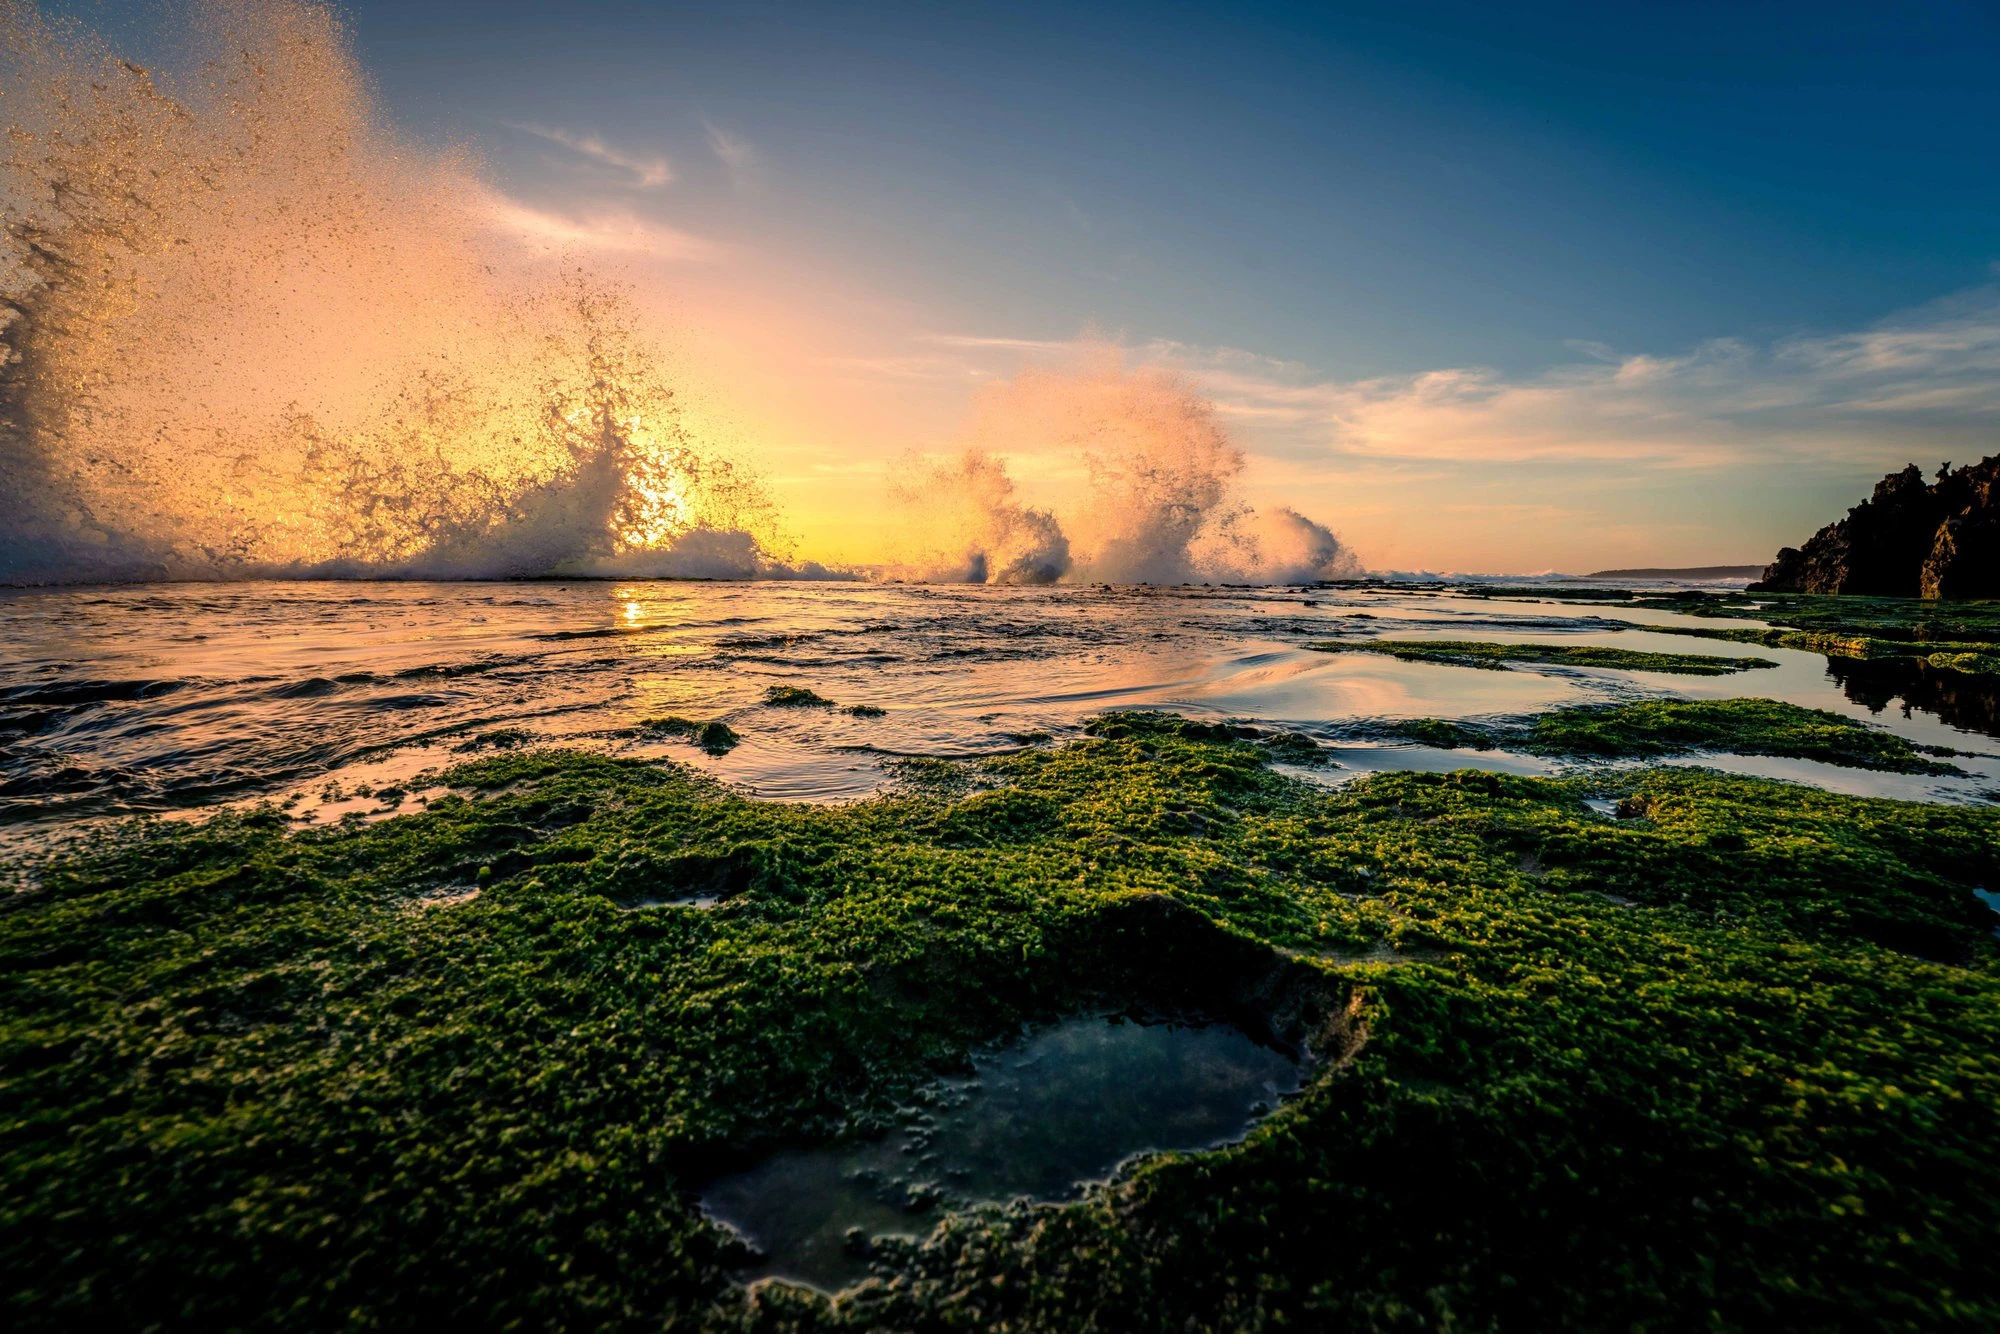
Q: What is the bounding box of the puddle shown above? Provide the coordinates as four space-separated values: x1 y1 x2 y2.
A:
644 734 892 802
701 1011 1301 1292
620 894 722 911
1656 751 2000 804
1975 888 2000 939
1277 741 1556 789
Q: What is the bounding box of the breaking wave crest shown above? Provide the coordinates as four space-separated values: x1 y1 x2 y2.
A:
0 0 786 585
1 2 1357 588
884 448 1072 584
886 357 1361 584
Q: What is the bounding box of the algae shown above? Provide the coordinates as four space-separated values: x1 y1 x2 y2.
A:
1476 586 2000 671
1522 698 1964 774
3 713 1998 1330
1382 698 1962 775
639 715 741 753
1309 638 1777 675
1650 622 2000 671
764 686 835 708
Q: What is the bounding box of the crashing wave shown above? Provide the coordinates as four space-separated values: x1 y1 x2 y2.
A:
0 0 785 585
883 357 1361 585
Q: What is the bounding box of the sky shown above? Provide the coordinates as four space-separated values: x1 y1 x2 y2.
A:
63 0 2000 572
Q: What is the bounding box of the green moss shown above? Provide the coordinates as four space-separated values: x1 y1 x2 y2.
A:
1378 699 1963 776
1698 592 2000 644
764 685 835 708
1308 638 1777 675
1472 587 2000 674
1652 623 2000 668
1388 716 1495 750
1084 709 1328 764
451 726 536 751
1519 698 1959 774
639 715 741 753
4 719 1998 1330
1476 586 2000 643
1928 652 2000 676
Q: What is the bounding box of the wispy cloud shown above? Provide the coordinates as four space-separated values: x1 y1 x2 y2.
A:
921 332 1079 354
481 196 721 260
505 122 672 188
819 353 1002 382
1299 289 2000 472
909 284 2000 477
703 119 755 183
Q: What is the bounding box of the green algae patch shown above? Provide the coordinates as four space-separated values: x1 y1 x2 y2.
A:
1927 651 2000 676
450 725 536 751
1083 709 1332 765
764 685 835 708
1475 587 2000 677
1379 698 1963 775
1383 716 1498 750
1476 585 2000 644
1522 698 1963 774
638 715 742 753
1308 638 1776 675
1671 591 2000 644
4 718 2000 1330
1653 622 2000 673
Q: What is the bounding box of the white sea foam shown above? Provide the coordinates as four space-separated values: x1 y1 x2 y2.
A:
884 355 1361 584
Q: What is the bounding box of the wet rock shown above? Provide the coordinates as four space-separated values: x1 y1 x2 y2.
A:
764 685 835 708
638 716 740 753
1923 503 2000 601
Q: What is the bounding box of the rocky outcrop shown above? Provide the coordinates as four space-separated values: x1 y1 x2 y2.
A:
1752 456 2000 599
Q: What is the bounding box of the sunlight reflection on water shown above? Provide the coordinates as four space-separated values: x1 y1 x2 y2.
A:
3 580 1995 845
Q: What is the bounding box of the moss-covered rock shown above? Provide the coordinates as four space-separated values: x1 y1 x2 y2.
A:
1522 698 1964 774
1309 638 1778 675
764 686 835 708
639 715 742 753
3 719 1997 1331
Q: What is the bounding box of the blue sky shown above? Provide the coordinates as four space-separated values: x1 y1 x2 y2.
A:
56 0 2000 569
349 0 2000 377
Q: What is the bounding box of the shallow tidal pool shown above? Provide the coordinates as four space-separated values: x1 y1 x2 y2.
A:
700 1012 1302 1291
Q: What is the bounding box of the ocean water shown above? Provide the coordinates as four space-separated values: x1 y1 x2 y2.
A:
4 580 1997 853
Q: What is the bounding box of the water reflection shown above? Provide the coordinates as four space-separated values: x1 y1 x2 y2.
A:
5 580 1999 843
700 1012 1299 1293
1827 657 2000 738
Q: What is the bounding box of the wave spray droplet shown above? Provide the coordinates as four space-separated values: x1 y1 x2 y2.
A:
887 353 1361 584
0 0 779 584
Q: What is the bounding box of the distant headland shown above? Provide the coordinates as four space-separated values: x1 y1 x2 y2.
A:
1585 565 1768 581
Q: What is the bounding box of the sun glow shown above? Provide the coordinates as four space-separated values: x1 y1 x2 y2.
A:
612 416 699 551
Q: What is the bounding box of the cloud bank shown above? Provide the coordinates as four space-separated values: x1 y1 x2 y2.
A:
1165 284 2000 474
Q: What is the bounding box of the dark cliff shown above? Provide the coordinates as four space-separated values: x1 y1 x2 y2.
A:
1752 455 2000 599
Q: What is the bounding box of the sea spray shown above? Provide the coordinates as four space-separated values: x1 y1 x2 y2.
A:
0 0 778 583
887 353 1361 583
1185 503 1363 585
992 358 1241 584
1 1 1355 588
883 447 1071 584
